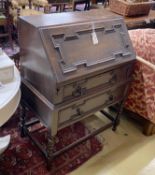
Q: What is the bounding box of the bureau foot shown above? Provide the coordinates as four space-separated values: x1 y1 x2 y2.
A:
112 120 120 131
112 85 129 131
112 102 123 131
19 105 26 137
20 127 26 137
47 136 55 170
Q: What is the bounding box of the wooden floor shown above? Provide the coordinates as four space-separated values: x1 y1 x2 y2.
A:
70 111 155 175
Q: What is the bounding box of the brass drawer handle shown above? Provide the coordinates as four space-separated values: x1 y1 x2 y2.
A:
71 108 83 120
72 86 86 97
76 108 83 115
109 74 117 84
105 94 114 105
109 95 114 101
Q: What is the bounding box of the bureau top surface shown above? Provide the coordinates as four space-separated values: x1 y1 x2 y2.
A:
19 9 122 28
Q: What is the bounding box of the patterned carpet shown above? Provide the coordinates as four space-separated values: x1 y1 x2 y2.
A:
0 109 102 175
0 39 102 175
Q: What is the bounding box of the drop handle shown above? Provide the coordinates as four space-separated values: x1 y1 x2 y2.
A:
76 108 83 115
71 108 83 120
104 94 114 105
109 95 114 101
109 74 117 84
72 86 86 97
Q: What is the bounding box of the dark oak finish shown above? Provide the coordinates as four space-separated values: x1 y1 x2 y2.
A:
18 10 136 169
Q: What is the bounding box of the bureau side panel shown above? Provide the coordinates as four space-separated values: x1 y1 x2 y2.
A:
18 18 56 102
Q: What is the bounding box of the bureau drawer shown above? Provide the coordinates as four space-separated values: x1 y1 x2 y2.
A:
58 85 125 125
57 64 132 103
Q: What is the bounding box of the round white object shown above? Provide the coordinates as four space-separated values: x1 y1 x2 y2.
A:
0 53 21 126
0 52 21 155
0 135 11 155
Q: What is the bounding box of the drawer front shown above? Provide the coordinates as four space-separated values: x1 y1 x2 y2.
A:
58 85 125 125
57 64 132 103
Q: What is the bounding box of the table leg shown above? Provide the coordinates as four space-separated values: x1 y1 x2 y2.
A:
28 0 32 9
47 134 55 170
112 102 123 131
112 85 129 131
20 105 26 137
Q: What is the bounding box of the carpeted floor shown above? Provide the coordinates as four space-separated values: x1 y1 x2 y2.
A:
0 109 102 175
0 39 102 175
